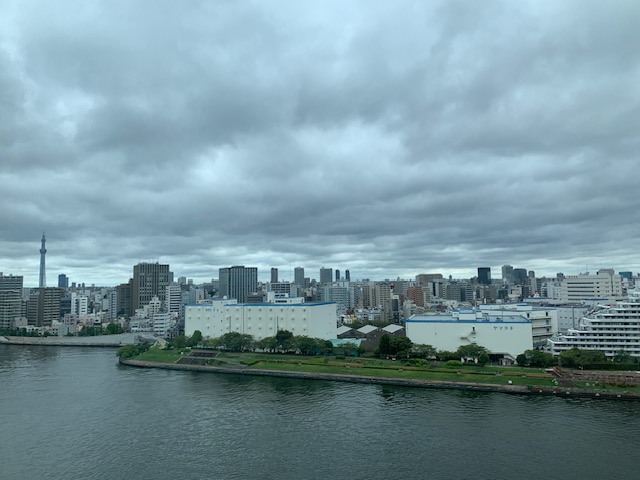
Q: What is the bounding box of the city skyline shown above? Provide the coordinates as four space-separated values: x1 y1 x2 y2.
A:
2 1 639 286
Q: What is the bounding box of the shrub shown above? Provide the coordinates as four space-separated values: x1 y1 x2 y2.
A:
447 360 464 367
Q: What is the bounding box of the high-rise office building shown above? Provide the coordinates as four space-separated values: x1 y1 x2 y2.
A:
477 267 491 285
132 263 170 312
58 274 69 289
117 280 133 318
294 267 305 288
335 270 340 281
0 274 23 329
271 268 278 284
218 266 258 303
501 265 514 284
319 267 333 286
345 269 350 281
513 268 528 285
27 287 63 327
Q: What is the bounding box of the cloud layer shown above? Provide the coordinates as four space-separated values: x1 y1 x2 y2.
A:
1 0 640 286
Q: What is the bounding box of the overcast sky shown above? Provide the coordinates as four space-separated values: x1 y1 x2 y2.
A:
1 0 639 287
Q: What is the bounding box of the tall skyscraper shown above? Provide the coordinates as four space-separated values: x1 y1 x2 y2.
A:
345 269 350 282
39 233 47 288
58 274 69 289
294 267 305 288
270 268 278 284
0 274 23 330
477 267 491 285
132 263 170 312
335 270 340 281
319 267 333 286
501 265 514 284
218 266 258 303
513 268 528 285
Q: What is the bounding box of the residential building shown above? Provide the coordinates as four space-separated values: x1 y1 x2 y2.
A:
26 288 63 327
0 274 23 329
166 284 182 315
548 289 640 358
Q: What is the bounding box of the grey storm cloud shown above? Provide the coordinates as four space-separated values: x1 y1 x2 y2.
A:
1 0 640 286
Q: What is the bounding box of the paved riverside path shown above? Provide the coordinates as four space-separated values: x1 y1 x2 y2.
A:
0 334 145 347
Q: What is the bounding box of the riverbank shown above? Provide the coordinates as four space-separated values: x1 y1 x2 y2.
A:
0 334 139 347
119 354 640 401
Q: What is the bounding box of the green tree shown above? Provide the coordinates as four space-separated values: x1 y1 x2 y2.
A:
188 330 203 347
516 353 528 366
105 323 124 335
219 332 254 352
294 336 318 355
389 337 413 358
559 348 607 369
613 349 632 363
456 344 491 366
335 341 359 356
275 330 294 352
411 344 437 359
256 336 278 352
116 343 150 359
437 350 458 361
378 334 392 355
321 340 334 355
173 334 187 349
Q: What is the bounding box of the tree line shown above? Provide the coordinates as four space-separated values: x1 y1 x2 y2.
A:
171 330 498 365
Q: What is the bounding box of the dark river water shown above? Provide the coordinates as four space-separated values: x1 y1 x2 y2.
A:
1 345 639 480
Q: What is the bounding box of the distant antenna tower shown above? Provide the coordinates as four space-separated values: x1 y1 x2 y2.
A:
39 232 47 288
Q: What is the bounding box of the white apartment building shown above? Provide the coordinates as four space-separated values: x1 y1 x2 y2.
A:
153 313 175 337
185 299 337 340
548 289 640 358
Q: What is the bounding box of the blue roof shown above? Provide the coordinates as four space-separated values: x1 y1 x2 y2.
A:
187 302 336 308
406 314 529 324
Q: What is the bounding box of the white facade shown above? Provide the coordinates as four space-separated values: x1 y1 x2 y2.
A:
478 304 558 347
405 309 533 357
185 300 337 340
165 285 182 315
559 270 623 302
548 289 640 358
153 313 174 337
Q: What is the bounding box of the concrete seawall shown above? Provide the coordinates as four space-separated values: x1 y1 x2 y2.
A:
118 358 640 400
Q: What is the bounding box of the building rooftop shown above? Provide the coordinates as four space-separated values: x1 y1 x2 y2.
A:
406 314 530 324
357 325 380 334
382 324 404 334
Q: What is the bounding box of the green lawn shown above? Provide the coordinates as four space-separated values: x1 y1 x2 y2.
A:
133 349 614 390
136 347 184 363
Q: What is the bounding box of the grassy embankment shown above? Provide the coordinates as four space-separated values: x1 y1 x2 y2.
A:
134 347 561 388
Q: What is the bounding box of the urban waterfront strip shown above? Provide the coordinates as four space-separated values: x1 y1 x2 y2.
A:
120 348 640 401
